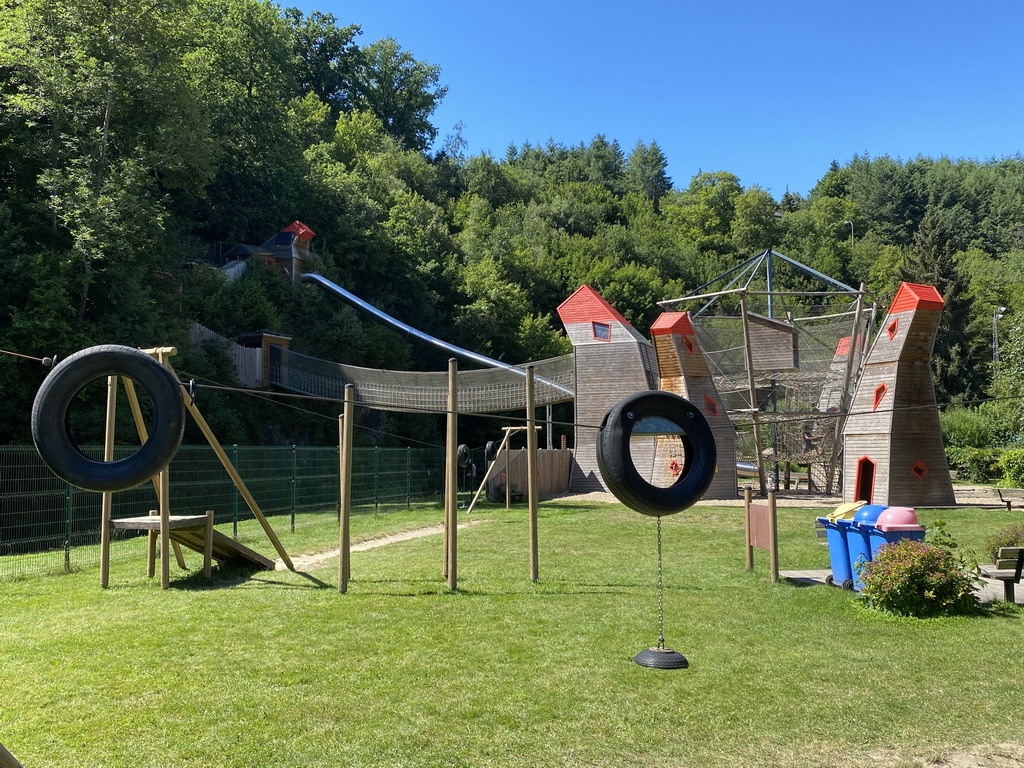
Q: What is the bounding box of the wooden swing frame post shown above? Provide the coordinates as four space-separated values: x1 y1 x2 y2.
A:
99 375 117 588
526 365 539 583
338 385 354 593
444 359 458 590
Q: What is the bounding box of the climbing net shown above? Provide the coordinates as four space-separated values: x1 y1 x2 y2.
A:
661 249 877 487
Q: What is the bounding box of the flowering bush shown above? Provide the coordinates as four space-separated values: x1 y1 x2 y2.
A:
858 540 977 617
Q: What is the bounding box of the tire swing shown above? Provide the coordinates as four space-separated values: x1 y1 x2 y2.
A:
31 345 186 493
596 390 717 670
456 443 470 469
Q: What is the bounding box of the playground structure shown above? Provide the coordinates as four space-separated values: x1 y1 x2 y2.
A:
556 285 659 493
842 282 955 506
659 249 879 496
31 345 289 588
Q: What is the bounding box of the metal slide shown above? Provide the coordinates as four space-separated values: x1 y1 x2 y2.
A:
300 272 573 397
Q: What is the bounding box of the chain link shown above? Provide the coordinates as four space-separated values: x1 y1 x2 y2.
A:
656 514 665 649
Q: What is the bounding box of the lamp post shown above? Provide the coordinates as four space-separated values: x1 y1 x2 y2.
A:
993 305 1007 374
843 220 854 252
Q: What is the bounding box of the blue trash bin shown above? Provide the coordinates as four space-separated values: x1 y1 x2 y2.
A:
863 506 926 558
843 504 887 591
817 501 865 589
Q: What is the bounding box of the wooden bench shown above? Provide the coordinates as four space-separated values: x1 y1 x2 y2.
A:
996 488 1024 512
980 546 1024 602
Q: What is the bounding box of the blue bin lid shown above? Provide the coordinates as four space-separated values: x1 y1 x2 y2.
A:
852 504 887 523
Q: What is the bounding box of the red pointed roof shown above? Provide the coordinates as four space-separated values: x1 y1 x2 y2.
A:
889 282 944 313
650 311 695 337
556 285 631 327
283 220 316 240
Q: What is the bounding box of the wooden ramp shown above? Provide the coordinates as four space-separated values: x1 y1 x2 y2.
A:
112 515 275 571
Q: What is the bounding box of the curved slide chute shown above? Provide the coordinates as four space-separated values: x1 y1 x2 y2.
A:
300 273 574 397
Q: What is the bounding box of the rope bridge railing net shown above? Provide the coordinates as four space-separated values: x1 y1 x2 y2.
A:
270 348 576 413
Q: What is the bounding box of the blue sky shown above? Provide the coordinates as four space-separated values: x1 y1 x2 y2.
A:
297 0 1024 198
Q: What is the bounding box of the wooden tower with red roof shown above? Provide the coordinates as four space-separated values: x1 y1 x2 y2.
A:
650 312 736 499
841 282 954 506
556 285 659 492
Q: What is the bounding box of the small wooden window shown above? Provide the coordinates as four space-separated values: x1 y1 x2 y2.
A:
912 461 928 480
873 383 888 411
682 336 695 354
887 318 899 340
592 322 611 341
704 395 718 416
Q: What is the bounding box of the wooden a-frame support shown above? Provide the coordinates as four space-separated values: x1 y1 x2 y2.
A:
100 346 293 589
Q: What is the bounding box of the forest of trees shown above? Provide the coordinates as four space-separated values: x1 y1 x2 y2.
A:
4 0 1024 449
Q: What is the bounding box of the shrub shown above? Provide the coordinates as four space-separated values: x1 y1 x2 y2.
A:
858 539 977 617
998 449 1024 487
984 523 1024 563
944 446 1003 483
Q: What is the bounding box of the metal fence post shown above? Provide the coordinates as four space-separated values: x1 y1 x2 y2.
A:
374 446 380 514
231 444 239 539
64 481 73 572
406 447 411 509
290 444 297 533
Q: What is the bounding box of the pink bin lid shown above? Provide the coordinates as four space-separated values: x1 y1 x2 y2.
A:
874 506 925 532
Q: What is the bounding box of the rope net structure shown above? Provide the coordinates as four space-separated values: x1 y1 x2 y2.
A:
662 249 877 490
269 346 576 414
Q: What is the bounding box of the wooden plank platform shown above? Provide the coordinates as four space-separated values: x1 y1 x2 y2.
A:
111 516 274 571
111 515 209 531
172 529 274 571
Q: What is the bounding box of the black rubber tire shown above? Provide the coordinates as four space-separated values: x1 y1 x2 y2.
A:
457 443 470 469
825 574 835 587
31 345 186 492
596 390 717 517
841 579 855 591
484 440 497 463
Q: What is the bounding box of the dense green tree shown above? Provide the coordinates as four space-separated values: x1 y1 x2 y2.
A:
284 8 361 118
624 140 671 213
352 37 447 152
900 209 986 403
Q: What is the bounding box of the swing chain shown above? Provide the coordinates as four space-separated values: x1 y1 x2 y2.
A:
656 514 665 649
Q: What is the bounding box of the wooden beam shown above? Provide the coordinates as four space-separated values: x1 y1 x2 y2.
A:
100 375 117 588
446 358 458 590
162 360 293 570
526 366 539 583
338 386 354 593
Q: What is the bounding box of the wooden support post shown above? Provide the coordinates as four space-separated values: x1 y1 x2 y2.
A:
505 436 511 510
0 741 24 768
124 362 185 580
338 386 354 593
464 431 513 515
100 375 117 588
743 486 754 570
203 509 214 579
161 359 294 570
147 509 157 578
767 490 779 583
445 358 458 590
825 283 867 495
526 366 539 583
739 292 767 496
159 463 170 589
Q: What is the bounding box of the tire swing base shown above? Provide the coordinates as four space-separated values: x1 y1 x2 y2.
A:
633 647 689 670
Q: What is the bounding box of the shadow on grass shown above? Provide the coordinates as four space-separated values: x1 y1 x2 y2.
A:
167 561 334 590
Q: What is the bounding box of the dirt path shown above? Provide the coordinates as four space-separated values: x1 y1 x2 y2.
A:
276 520 484 571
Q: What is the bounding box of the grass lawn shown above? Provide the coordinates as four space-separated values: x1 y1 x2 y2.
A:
0 499 1021 768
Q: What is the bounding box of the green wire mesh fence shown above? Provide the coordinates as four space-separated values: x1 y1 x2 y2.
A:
0 444 444 580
